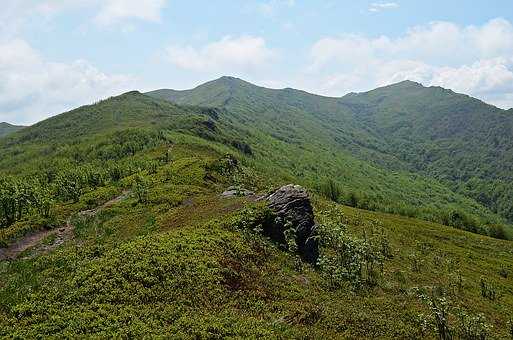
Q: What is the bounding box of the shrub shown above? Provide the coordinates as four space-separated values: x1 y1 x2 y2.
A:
344 192 359 207
487 224 508 240
456 310 490 340
393 270 408 294
409 252 424 273
499 266 509 279
231 140 253 155
79 186 120 209
316 210 390 289
479 278 498 301
318 179 341 203
132 174 150 204
417 291 453 340
443 210 476 230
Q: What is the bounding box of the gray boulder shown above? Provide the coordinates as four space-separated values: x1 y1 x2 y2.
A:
221 186 254 198
265 184 319 264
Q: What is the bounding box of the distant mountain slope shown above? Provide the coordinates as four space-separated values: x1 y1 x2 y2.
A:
148 77 510 231
339 81 513 219
340 80 512 180
0 91 219 173
148 77 513 226
5 91 203 143
0 81 508 234
0 122 25 138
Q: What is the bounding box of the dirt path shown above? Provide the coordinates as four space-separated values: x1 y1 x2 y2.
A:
0 190 131 261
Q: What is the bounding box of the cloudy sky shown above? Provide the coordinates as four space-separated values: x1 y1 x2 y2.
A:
2 0 513 124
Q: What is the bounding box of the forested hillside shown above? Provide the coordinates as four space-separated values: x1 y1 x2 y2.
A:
0 82 512 338
339 81 513 222
149 77 513 237
0 122 25 138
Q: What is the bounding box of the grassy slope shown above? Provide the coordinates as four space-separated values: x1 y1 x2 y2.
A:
0 91 216 174
0 141 511 338
0 89 512 338
0 122 25 138
148 78 509 229
340 81 513 220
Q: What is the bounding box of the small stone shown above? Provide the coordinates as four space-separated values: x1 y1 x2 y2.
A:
221 187 254 197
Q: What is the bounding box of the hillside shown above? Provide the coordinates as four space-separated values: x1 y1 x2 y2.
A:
0 122 25 138
148 77 513 235
0 82 512 338
0 91 223 174
339 81 513 221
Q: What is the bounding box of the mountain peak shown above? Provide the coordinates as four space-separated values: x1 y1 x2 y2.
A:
385 80 425 89
206 76 253 88
217 75 242 82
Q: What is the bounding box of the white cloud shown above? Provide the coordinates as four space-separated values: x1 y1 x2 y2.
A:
165 36 277 72
94 0 168 26
308 18 513 108
0 0 168 34
0 39 135 125
369 2 399 12
0 1 166 125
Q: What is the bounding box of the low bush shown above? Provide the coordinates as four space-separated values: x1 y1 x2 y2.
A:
316 209 390 289
317 179 342 203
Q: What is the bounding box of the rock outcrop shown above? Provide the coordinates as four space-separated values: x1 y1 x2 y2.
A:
265 184 318 264
221 186 255 197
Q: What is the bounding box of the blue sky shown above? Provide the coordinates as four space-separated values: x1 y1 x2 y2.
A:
2 0 513 124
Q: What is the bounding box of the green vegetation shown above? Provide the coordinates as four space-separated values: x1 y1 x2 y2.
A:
1 79 512 338
0 122 24 138
148 77 513 238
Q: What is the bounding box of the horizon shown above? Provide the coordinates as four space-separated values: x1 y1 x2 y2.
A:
2 1 513 125
1 76 507 127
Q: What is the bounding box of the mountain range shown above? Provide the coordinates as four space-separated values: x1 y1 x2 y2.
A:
1 77 512 338
2 77 512 234
149 77 513 230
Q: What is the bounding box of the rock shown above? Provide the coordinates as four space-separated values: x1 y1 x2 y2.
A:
182 198 194 206
265 184 319 264
221 186 254 198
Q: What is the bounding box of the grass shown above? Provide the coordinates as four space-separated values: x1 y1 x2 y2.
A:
149 77 513 234
0 140 512 338
0 83 512 338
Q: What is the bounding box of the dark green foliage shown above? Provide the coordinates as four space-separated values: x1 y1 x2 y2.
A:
0 122 24 138
488 224 508 240
318 179 342 203
94 129 163 161
231 140 253 155
438 210 483 235
344 191 360 208
499 266 509 279
148 77 513 238
0 176 53 228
